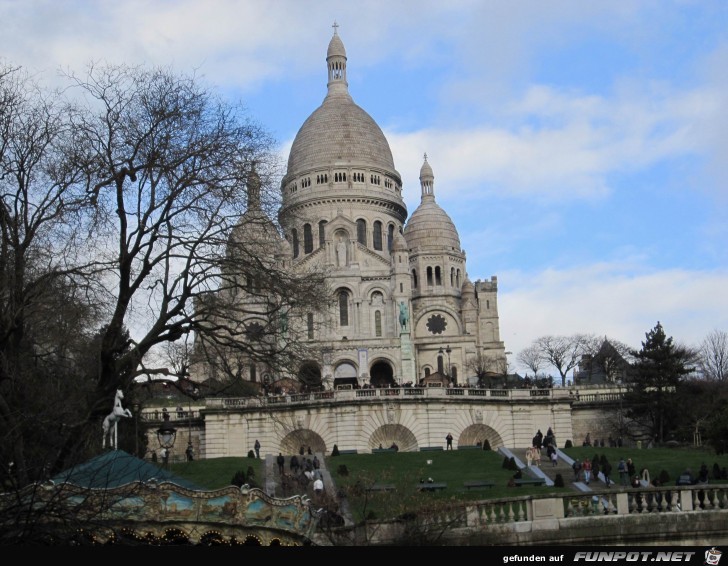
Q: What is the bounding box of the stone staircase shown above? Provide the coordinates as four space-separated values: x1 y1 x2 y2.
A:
501 447 605 493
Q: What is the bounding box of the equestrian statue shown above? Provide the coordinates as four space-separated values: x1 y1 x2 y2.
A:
102 389 133 450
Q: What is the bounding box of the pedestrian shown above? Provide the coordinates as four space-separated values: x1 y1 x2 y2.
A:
627 458 636 478
446 433 453 450
313 477 324 494
550 450 558 466
602 460 612 487
526 446 533 467
572 459 582 481
582 457 592 484
254 439 261 459
276 453 285 475
185 442 194 462
290 454 299 474
313 455 320 470
617 457 628 485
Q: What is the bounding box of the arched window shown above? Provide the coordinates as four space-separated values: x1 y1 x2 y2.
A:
456 269 461 288
356 219 367 246
427 266 433 286
387 224 395 251
303 223 313 254
412 269 418 289
373 221 383 251
250 364 257 383
318 220 327 248
450 267 455 287
451 366 458 384
292 229 299 258
375 311 382 337
338 290 349 327
307 313 314 339
424 367 431 377
435 266 442 286
437 355 444 375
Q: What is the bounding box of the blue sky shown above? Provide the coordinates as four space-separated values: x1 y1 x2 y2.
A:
2 1 727 372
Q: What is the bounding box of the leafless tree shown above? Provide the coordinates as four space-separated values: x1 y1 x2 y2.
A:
0 62 327 487
535 334 590 387
698 329 728 382
516 344 543 379
63 63 326 406
465 350 506 387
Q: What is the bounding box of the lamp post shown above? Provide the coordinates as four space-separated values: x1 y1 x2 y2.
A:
156 410 177 469
133 403 140 458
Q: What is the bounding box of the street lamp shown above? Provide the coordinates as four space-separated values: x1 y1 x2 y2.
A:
156 410 177 469
132 402 140 458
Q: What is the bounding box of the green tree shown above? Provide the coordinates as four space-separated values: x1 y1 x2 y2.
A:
624 322 694 443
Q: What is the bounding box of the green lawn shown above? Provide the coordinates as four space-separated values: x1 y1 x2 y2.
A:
168 446 728 522
170 456 264 490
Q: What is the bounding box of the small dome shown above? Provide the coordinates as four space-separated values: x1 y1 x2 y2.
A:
462 277 475 295
392 230 408 252
403 155 461 252
404 200 461 252
327 31 346 58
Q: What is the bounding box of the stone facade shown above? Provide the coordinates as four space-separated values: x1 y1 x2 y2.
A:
191 27 505 392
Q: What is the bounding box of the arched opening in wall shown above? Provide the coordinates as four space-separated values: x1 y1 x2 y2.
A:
318 220 327 248
303 223 313 253
427 266 433 286
280 429 326 455
334 361 358 389
387 224 395 251
369 360 395 387
373 220 382 251
412 269 418 289
297 362 322 391
369 424 418 452
435 266 442 285
457 423 504 450
356 219 367 246
292 229 299 258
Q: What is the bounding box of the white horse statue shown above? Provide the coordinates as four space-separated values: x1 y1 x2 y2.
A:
102 389 133 450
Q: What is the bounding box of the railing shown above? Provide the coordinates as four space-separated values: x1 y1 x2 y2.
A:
201 386 599 410
142 385 628 414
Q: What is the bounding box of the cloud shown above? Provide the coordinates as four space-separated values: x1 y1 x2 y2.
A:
499 264 728 373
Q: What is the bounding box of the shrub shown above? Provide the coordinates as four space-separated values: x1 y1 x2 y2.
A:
554 473 565 487
502 456 510 469
247 450 255 459
246 466 256 482
564 439 573 449
713 463 722 480
482 439 491 451
332 444 340 457
337 464 349 476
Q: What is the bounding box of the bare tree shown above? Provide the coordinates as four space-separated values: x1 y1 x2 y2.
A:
699 329 728 382
465 350 506 388
63 63 326 410
0 62 327 486
535 334 589 387
0 64 101 485
516 344 543 379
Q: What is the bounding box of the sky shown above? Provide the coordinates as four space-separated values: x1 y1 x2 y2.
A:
1 1 727 373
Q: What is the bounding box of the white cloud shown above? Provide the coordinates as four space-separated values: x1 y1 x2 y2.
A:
500 264 728 373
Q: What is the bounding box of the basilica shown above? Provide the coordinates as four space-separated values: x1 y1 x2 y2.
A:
191 28 506 391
